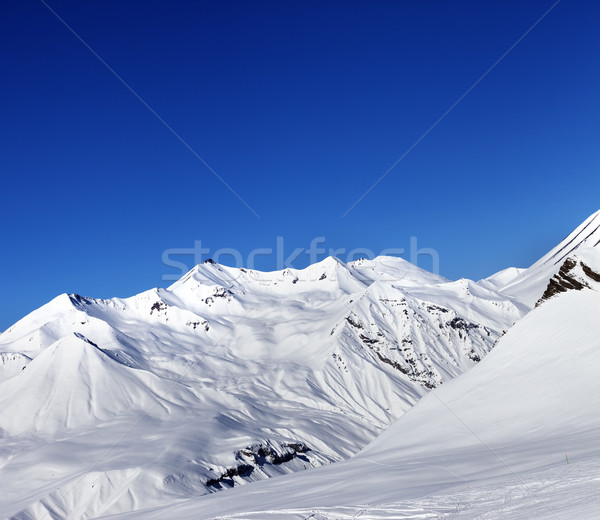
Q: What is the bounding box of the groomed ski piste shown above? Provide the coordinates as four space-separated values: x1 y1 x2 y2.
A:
1 210 600 519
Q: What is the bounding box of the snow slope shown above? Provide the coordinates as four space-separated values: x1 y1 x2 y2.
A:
497 209 600 307
0 256 522 519
1 210 599 519
104 258 600 519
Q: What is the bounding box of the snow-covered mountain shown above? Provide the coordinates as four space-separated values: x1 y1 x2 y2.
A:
0 210 598 519
113 247 600 519
495 208 600 307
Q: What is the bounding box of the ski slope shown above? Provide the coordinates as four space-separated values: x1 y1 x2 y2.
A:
1 210 599 519
102 262 600 520
0 257 522 519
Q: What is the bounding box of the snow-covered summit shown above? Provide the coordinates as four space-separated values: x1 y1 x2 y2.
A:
0 255 520 519
1 211 599 519
125 280 600 520
532 208 600 268
169 254 445 295
490 209 600 308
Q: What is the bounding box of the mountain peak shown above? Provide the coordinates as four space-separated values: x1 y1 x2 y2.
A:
493 210 600 308
531 209 600 269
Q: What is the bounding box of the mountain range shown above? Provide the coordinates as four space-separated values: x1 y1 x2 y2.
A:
1 210 599 519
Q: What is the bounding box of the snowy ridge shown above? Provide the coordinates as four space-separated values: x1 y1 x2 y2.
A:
0 257 520 519
0 210 599 519
531 209 600 268
535 248 600 306
495 211 600 308
104 264 600 520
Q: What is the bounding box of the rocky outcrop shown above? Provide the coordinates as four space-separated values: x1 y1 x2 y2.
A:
206 441 312 489
537 257 600 306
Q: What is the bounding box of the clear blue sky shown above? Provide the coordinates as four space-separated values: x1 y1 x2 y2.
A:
1 1 599 330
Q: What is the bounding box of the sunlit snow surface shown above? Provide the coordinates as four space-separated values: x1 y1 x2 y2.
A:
1 211 600 519
102 286 600 520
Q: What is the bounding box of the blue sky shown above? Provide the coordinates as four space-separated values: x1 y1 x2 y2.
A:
1 1 599 329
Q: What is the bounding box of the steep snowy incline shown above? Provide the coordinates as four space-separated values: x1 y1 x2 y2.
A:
107 260 600 520
531 209 600 268
496 209 600 307
0 333 194 436
2 212 600 519
0 255 521 520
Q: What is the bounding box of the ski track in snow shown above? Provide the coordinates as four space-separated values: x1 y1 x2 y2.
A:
212 459 600 519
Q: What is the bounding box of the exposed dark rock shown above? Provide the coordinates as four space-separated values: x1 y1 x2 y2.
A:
150 301 167 314
372 350 437 389
537 257 589 306
205 441 312 489
69 293 93 306
213 288 232 298
285 442 310 453
345 314 363 329
581 262 600 282
468 350 481 362
204 287 233 305
186 320 209 331
447 317 479 332
427 304 449 313
237 441 311 465
205 463 254 487
359 333 379 345
332 352 349 372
